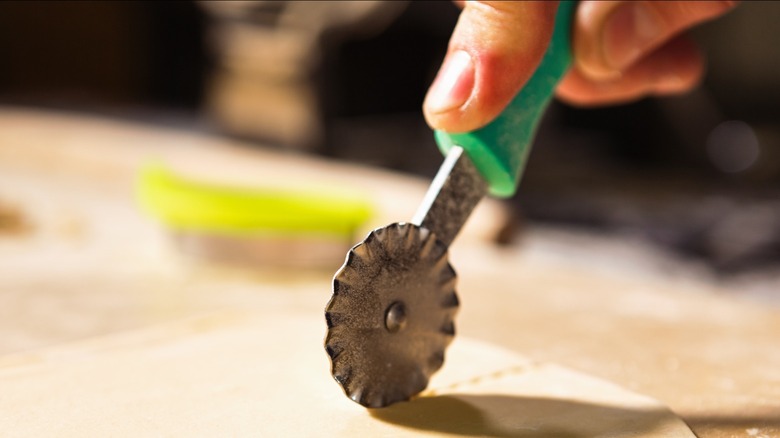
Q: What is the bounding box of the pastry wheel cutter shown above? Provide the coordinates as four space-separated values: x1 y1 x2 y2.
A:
325 2 576 408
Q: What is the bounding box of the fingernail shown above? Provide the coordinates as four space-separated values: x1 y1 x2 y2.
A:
425 50 475 114
603 2 663 70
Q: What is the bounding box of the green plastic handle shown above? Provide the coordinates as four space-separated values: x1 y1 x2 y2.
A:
434 1 576 198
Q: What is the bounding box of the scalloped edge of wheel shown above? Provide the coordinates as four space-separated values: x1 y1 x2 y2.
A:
324 222 459 408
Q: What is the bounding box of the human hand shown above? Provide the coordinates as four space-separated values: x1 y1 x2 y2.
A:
423 1 738 133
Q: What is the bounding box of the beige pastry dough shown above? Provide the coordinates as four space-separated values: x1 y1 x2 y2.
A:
0 312 693 437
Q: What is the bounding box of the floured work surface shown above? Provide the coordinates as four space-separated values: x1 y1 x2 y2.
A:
0 312 695 437
0 108 779 437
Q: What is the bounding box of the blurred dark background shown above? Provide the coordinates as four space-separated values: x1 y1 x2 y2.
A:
1 1 779 275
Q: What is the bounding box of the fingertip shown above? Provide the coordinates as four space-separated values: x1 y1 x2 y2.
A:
425 51 552 133
424 1 558 133
422 94 467 132
423 51 475 117
556 35 705 107
573 0 737 82
422 49 479 133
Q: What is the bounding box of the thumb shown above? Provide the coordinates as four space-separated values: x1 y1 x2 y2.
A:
423 1 559 133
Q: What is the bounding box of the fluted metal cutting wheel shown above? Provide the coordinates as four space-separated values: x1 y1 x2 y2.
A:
325 222 459 408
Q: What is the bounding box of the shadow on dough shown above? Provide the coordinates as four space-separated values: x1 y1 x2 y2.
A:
370 394 677 438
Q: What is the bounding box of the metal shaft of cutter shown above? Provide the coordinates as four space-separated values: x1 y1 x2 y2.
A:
411 146 488 247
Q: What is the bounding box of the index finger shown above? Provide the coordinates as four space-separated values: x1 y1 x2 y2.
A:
574 1 738 80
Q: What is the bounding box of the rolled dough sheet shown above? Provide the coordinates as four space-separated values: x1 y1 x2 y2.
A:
0 312 694 437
